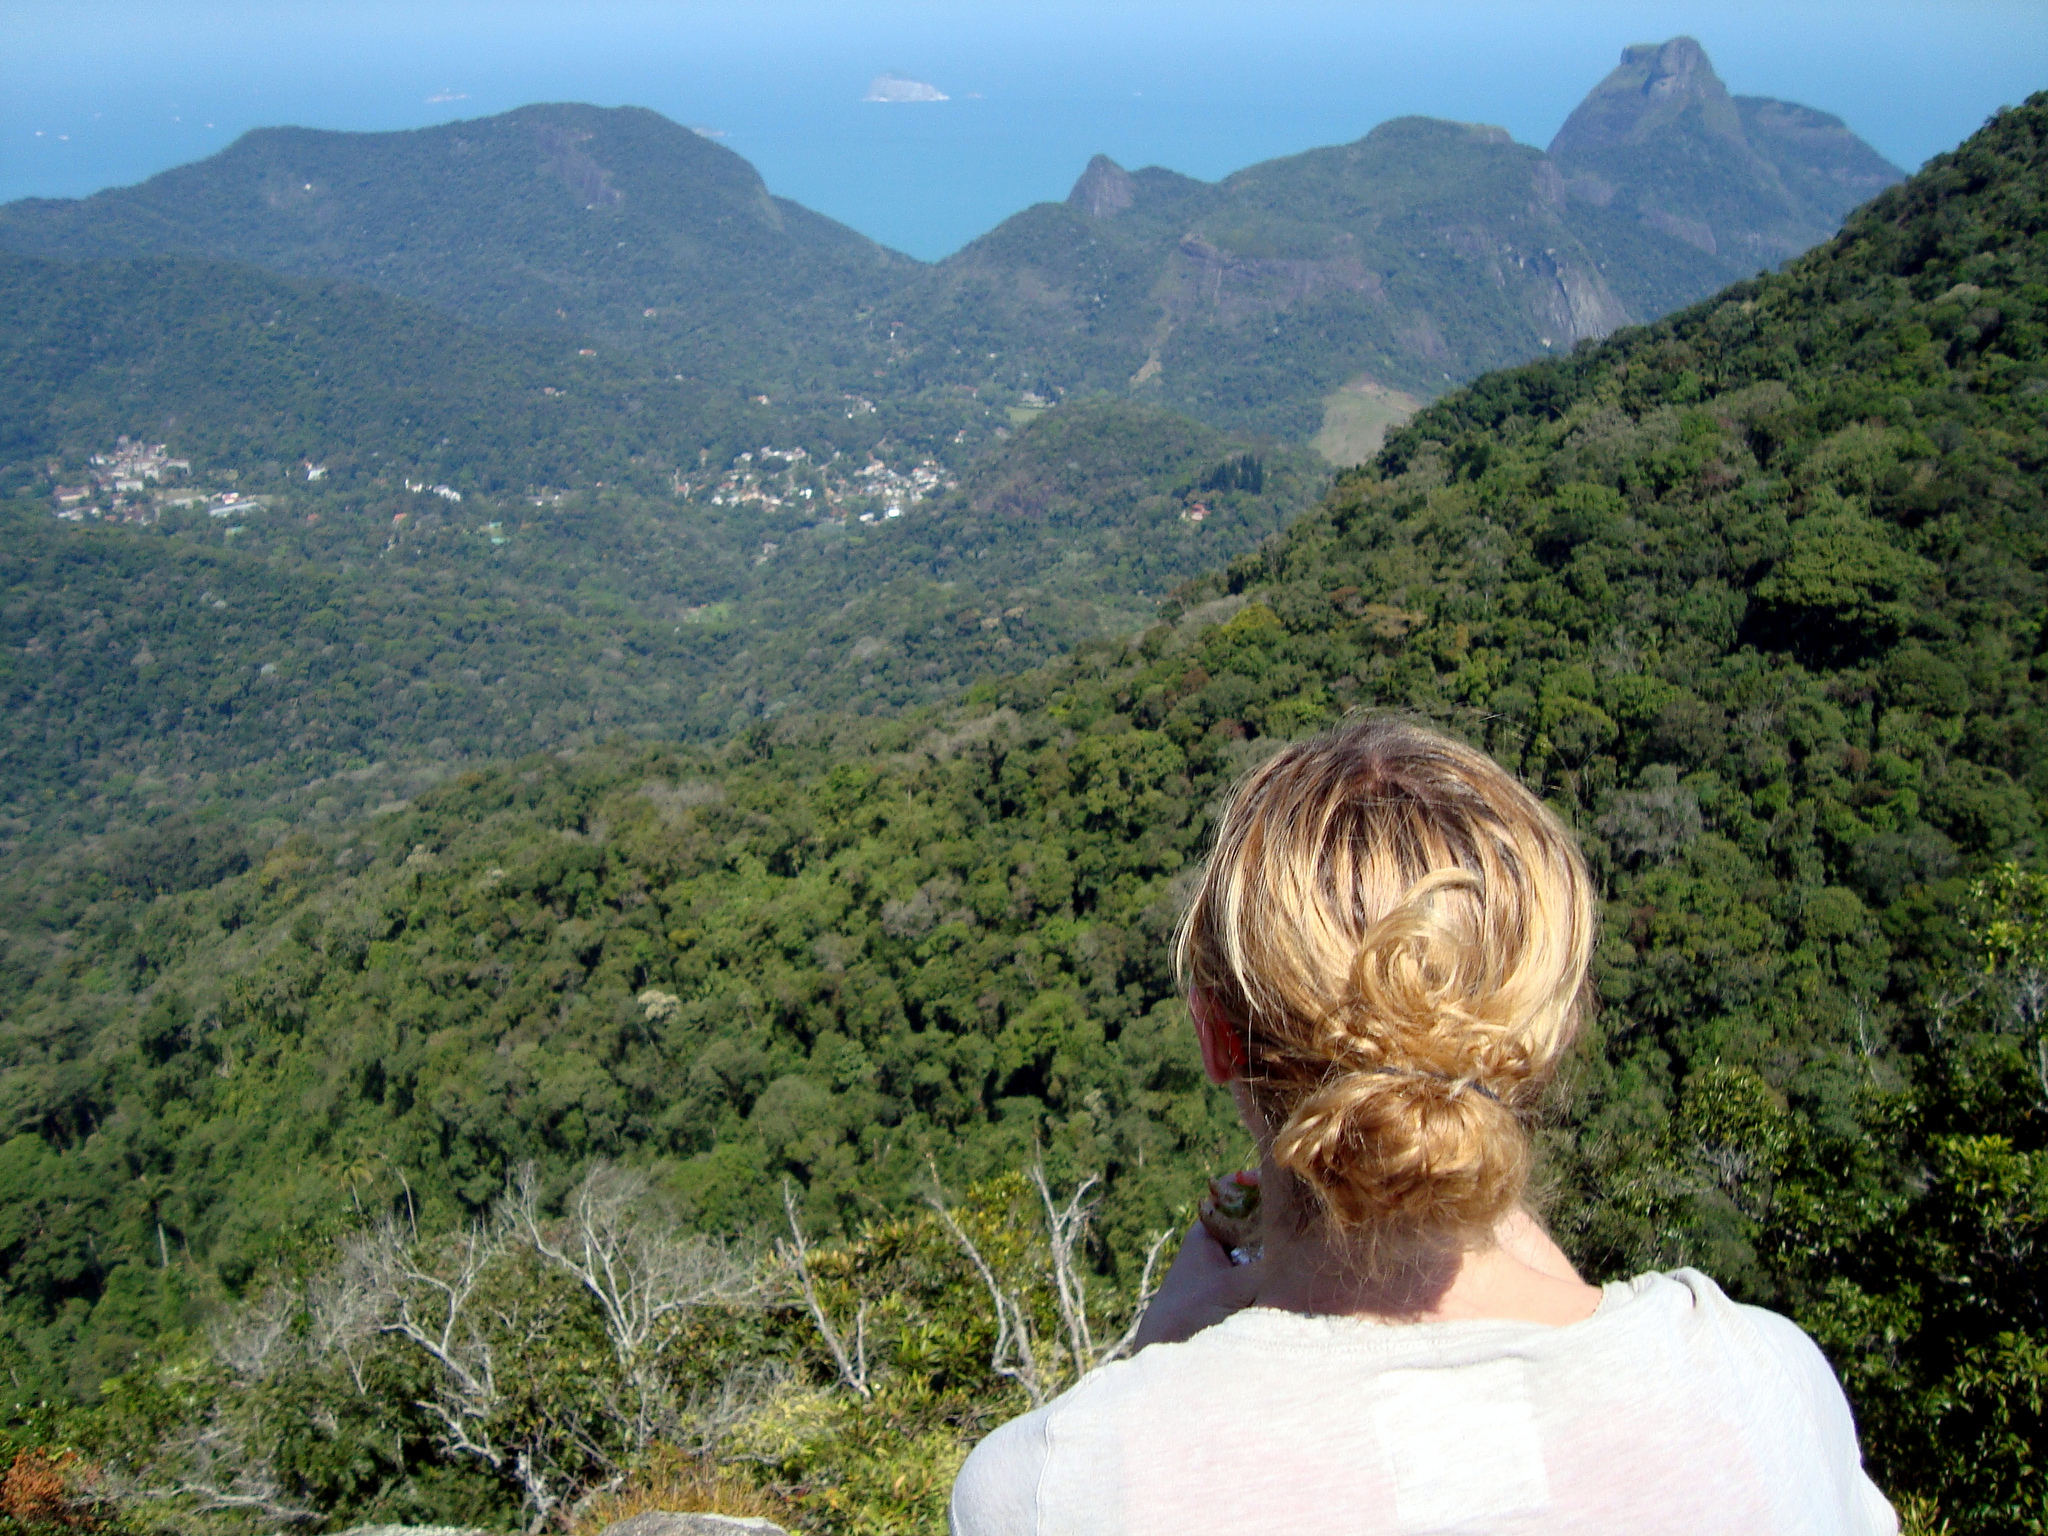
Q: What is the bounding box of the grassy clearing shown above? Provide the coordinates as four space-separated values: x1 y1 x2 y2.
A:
1311 377 1427 465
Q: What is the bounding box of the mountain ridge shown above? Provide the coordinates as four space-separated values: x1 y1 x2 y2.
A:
0 104 916 396
1548 37 1905 317
0 42 1903 449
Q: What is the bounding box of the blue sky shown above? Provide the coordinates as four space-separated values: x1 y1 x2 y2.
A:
4 1 2044 260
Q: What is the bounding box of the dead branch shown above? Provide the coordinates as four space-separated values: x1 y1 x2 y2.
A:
926 1166 1050 1408
1031 1165 1103 1371
507 1162 757 1450
347 1215 508 1469
778 1181 872 1398
1100 1227 1175 1365
930 1163 1178 1405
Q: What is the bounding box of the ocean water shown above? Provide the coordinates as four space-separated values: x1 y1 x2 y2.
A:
4 0 2045 261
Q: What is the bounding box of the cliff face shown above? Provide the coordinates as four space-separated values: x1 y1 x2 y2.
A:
1551 36 1752 156
1067 155 1137 218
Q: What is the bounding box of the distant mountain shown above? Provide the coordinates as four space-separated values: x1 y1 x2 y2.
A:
0 104 914 396
0 249 732 491
0 44 1900 453
898 117 1633 441
889 38 1902 442
1549 36 1906 318
0 247 1006 500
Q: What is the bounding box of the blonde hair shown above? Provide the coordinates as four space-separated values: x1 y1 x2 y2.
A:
1175 717 1595 1245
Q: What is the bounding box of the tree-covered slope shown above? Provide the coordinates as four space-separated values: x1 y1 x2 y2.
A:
0 105 913 397
0 249 756 494
678 401 1326 721
906 118 1629 439
1 86 2040 1536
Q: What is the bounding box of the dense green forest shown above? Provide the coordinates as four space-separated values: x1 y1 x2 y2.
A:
3 88 2044 1536
0 247 1004 502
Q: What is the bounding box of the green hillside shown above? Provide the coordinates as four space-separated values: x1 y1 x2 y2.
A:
0 246 1007 503
0 105 912 398
0 89 2041 1536
907 119 1630 440
887 38 1899 441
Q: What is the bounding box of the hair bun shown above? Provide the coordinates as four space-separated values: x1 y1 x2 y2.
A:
1174 717 1594 1254
1272 1065 1529 1234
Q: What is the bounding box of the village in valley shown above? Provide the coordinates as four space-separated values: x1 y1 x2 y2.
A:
51 433 961 537
50 436 193 522
684 444 955 525
47 436 280 524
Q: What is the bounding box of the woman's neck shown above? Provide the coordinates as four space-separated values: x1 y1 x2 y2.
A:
1245 1164 1604 1328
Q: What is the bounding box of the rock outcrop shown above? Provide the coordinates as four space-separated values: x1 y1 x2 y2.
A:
598 1512 789 1536
1067 154 1136 218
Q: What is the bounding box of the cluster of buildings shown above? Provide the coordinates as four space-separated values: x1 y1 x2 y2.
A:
47 438 297 526
50 436 193 523
691 446 955 524
44 434 964 538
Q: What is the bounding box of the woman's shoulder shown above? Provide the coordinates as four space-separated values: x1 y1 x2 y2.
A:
950 1276 1892 1536
1628 1268 1861 1414
950 1401 1055 1536
1623 1269 1833 1358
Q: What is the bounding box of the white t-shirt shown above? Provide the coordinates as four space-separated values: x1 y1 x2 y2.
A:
950 1268 1896 1536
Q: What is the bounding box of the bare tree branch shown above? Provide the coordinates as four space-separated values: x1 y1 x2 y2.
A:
1031 1165 1102 1372
347 1216 509 1470
926 1180 1049 1407
1101 1227 1175 1365
778 1180 872 1398
928 1162 1177 1405
507 1161 757 1452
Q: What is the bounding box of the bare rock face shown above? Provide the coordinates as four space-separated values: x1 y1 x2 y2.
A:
597 1513 789 1536
1067 154 1136 218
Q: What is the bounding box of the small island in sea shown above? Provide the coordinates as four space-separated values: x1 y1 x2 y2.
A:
863 71 948 102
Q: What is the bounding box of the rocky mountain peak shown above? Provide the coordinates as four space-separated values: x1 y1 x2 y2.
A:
1625 36 1714 98
1067 154 1136 218
1541 35 1901 292
1549 35 1745 157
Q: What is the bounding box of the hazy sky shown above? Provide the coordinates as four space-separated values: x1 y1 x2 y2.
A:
5 1 2044 260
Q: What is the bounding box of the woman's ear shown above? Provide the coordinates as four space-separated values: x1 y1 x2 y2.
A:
1189 988 1247 1084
